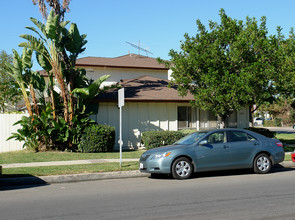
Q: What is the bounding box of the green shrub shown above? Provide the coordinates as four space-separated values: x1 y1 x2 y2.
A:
274 118 283 127
79 124 115 153
263 120 276 127
245 127 275 138
141 131 186 150
283 145 295 152
263 118 283 127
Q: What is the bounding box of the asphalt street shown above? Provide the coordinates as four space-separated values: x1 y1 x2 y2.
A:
1 167 295 220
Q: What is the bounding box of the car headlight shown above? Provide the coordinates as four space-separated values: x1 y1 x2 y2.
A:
151 152 171 160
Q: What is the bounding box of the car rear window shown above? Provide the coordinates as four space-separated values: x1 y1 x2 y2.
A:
228 131 248 142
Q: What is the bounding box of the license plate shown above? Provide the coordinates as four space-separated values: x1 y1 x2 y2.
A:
140 163 144 169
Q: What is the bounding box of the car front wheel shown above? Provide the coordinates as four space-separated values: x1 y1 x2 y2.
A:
253 153 272 174
171 157 193 179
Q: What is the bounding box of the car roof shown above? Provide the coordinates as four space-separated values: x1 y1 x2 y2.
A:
198 128 269 138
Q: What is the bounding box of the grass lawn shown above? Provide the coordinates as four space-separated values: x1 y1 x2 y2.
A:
0 150 142 177
1 162 139 178
0 150 144 164
275 133 295 144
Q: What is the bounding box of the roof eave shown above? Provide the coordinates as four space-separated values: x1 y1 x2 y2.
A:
76 64 169 70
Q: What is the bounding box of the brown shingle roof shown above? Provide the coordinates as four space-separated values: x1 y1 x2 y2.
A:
38 54 168 76
93 75 194 103
76 54 168 70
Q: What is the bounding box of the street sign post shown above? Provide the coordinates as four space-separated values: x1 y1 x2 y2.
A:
118 88 125 167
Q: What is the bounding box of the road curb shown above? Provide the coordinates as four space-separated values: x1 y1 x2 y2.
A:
0 170 149 187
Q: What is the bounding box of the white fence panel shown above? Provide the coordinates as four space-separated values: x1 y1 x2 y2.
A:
0 114 28 153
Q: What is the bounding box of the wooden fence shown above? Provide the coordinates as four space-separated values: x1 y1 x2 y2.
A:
0 114 28 153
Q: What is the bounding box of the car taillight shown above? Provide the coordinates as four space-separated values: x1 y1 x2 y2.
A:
275 142 283 147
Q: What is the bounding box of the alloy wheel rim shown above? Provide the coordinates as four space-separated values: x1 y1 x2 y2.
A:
175 161 191 177
257 156 270 171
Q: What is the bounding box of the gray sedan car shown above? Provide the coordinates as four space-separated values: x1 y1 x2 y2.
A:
139 129 285 179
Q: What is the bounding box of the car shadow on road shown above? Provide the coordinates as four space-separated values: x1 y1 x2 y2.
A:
272 164 295 173
0 175 48 191
148 166 295 180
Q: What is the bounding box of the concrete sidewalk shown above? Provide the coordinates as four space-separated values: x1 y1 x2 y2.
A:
2 158 139 168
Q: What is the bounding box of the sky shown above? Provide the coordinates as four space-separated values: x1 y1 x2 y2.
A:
2 0 295 70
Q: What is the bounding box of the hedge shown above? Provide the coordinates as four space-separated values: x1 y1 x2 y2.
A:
79 124 115 153
283 145 295 152
263 119 282 127
141 131 186 150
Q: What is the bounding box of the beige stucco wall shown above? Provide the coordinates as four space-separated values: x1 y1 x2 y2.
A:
92 102 178 149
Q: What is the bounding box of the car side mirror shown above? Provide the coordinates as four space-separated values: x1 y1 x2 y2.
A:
199 140 208 146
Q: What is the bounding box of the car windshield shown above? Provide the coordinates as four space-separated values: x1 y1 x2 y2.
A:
174 131 208 145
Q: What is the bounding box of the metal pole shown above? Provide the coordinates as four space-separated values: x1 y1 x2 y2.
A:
119 106 122 167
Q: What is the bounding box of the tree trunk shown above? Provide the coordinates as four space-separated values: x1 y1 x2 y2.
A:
20 84 33 117
57 73 69 123
30 84 39 116
48 74 56 120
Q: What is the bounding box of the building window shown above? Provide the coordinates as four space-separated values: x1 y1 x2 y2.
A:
200 110 217 129
178 106 193 129
226 111 237 128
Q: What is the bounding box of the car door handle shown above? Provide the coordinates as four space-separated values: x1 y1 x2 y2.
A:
254 142 259 146
223 145 230 149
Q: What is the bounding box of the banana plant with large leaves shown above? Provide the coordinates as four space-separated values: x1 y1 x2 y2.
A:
19 10 71 122
62 22 87 122
72 75 112 112
1 49 34 116
19 10 89 126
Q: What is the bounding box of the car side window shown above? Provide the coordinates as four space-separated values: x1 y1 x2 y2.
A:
205 131 226 144
228 131 249 142
247 134 257 141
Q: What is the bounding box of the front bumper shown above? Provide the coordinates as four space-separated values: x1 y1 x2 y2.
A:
139 157 171 174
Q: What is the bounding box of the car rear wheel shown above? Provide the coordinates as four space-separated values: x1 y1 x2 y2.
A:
253 153 272 174
172 157 193 179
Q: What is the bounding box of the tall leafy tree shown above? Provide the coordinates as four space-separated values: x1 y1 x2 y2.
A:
270 28 295 99
0 50 22 112
160 9 278 127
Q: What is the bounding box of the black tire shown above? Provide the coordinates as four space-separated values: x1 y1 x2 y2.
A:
253 153 272 174
171 157 193 179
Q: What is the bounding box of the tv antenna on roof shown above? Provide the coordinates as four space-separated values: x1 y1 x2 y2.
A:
126 41 153 56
